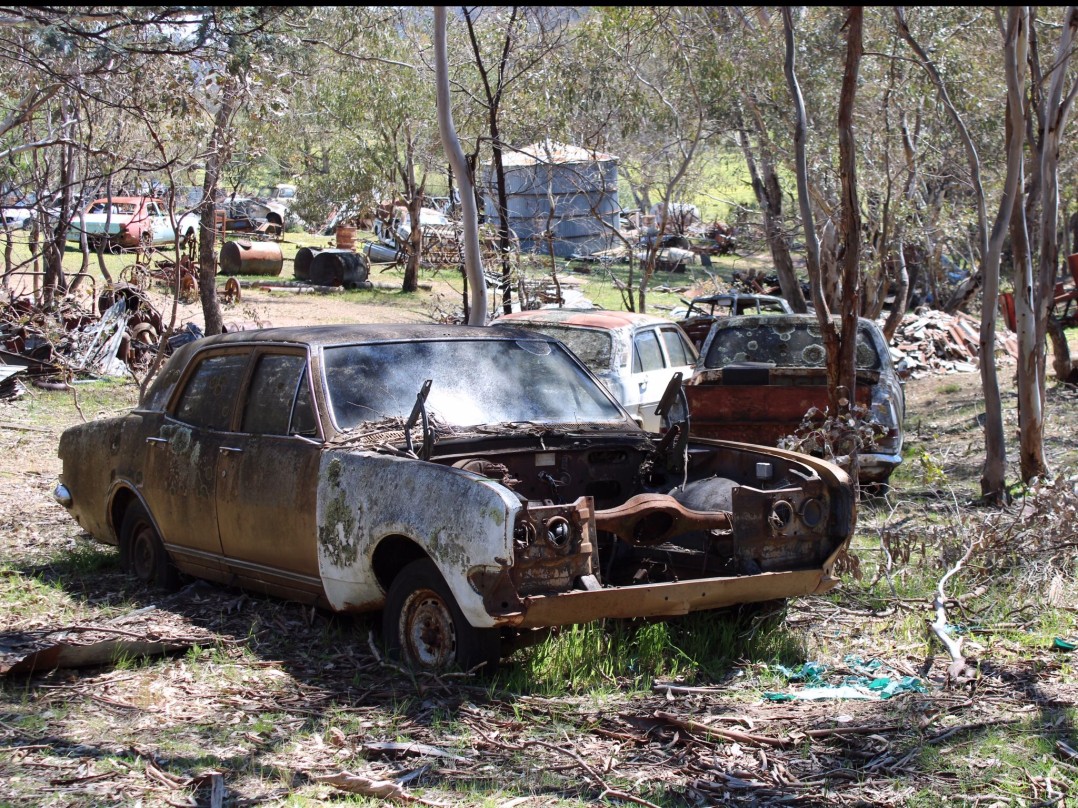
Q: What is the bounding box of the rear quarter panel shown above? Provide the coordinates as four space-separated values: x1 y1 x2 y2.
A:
58 413 149 542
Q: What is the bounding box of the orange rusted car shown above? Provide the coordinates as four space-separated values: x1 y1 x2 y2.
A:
55 325 855 672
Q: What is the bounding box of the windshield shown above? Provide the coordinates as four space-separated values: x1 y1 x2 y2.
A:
704 319 881 370
323 338 627 432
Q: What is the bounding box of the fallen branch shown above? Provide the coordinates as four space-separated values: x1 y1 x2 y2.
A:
653 711 790 749
311 771 446 807
929 531 982 684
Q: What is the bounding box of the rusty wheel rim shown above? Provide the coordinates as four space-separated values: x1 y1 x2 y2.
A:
399 588 456 669
130 522 157 582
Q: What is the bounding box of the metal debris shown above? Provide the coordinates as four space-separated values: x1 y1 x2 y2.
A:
890 310 1018 378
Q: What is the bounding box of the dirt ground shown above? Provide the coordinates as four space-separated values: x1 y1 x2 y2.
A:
1 287 1077 806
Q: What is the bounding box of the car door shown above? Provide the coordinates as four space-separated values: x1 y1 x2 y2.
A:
147 199 174 244
629 327 673 431
140 349 252 576
214 349 323 599
658 325 698 378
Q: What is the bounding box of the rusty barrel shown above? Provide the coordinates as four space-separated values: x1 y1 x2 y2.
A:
310 249 371 289
294 246 321 281
219 240 284 276
336 225 356 251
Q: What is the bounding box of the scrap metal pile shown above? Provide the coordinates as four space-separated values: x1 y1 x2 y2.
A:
890 309 1018 378
0 285 196 398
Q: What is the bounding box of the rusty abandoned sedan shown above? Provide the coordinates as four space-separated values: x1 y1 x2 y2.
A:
55 325 855 671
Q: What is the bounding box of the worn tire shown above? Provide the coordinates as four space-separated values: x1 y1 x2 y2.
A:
119 502 180 591
382 559 500 673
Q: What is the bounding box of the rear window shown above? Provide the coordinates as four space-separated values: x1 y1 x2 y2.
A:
704 320 880 371
498 323 613 372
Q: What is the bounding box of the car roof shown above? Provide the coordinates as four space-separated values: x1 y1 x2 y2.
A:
497 308 677 331
177 323 559 351
690 293 787 305
88 196 154 204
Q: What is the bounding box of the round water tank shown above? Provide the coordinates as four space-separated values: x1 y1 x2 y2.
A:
219 240 284 276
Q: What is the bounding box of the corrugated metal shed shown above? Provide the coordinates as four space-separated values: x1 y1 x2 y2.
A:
483 140 620 258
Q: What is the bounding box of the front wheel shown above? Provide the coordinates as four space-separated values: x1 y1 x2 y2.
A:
382 559 500 673
119 502 180 591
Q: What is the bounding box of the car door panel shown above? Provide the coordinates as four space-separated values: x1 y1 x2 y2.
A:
140 351 251 573
215 351 322 596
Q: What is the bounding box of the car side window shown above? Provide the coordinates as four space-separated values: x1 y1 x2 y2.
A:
660 327 694 367
632 329 665 372
173 353 250 430
241 354 314 436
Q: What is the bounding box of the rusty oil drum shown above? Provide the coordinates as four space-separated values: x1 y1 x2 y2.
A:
294 246 321 281
310 249 371 289
219 240 284 276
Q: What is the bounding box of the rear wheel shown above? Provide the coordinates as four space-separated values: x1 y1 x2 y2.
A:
119 502 180 591
382 559 500 673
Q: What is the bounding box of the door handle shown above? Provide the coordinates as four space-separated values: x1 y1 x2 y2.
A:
146 436 167 444
219 446 243 454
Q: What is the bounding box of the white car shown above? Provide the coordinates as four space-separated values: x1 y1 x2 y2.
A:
494 309 699 432
1 192 60 231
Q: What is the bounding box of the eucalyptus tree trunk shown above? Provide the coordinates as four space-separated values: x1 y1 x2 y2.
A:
401 132 424 294
736 103 807 312
1031 6 1078 464
782 7 842 413
835 7 863 408
435 7 487 325
197 88 234 337
896 6 1011 502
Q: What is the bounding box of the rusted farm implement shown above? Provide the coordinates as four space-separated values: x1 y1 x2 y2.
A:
117 242 240 306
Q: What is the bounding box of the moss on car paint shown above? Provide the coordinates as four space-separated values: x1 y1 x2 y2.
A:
319 494 361 567
319 462 361 568
427 526 469 568
326 457 342 486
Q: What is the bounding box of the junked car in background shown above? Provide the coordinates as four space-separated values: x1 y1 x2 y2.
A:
494 309 698 432
1 191 61 231
55 324 855 672
66 196 200 250
675 292 794 350
684 314 904 486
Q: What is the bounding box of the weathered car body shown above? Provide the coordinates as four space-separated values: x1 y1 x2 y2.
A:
676 293 794 350
55 324 855 671
685 314 904 485
66 196 199 249
493 309 698 432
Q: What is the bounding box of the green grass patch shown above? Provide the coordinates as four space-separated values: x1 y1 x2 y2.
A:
501 605 803 694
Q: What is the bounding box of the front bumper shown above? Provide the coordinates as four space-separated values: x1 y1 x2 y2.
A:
858 452 902 484
496 567 841 629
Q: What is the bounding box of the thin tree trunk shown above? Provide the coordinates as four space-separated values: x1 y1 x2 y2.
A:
736 105 807 312
896 6 1010 501
836 7 863 411
1010 179 1046 480
197 89 235 337
435 7 487 325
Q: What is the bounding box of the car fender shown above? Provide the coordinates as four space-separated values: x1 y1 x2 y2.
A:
316 450 522 626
